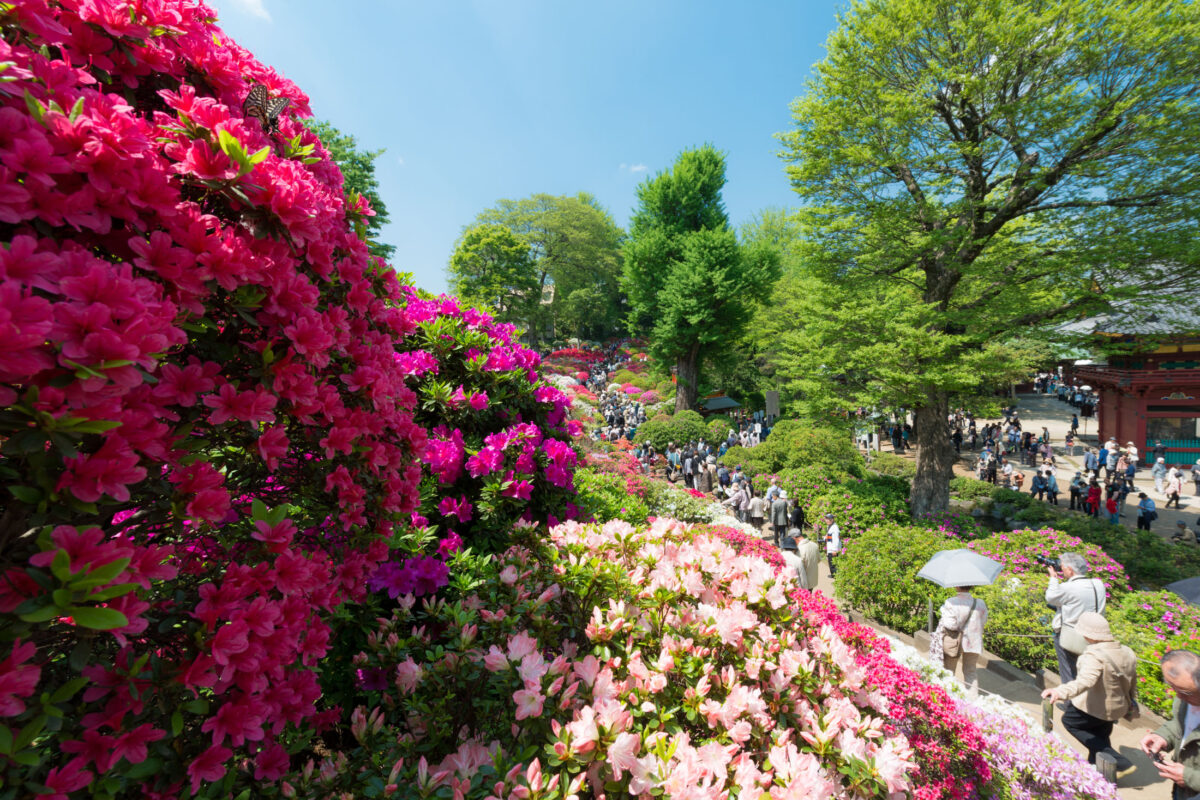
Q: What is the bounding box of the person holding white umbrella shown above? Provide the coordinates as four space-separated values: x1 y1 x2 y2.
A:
919 549 1001 695
936 587 989 694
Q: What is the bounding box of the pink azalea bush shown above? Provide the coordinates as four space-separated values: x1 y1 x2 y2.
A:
0 1 579 796
966 528 1131 594
291 518 923 798
404 296 581 554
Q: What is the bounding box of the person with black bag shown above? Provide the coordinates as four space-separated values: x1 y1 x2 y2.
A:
934 587 988 695
1045 553 1106 684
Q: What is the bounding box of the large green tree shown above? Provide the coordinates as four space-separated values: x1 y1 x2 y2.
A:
777 0 1200 517
306 120 395 260
473 193 625 341
447 224 539 325
623 146 781 411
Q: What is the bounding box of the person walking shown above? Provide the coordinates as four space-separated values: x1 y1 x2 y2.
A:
1041 612 1137 777
936 587 988 695
781 531 820 591
1140 649 1200 798
747 491 765 535
1106 493 1120 524
822 513 841 579
1045 553 1106 684
1168 470 1184 510
789 500 806 533
1070 413 1080 436
1155 458 1170 495
1193 458 1200 497
769 491 789 546
1138 492 1158 532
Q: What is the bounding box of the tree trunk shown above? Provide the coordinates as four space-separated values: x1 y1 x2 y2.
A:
675 342 701 412
910 391 955 518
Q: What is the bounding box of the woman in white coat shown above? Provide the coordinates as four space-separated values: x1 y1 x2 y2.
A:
936 587 989 695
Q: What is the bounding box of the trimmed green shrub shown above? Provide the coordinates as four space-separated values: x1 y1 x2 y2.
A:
574 467 651 525
835 523 954 633
720 444 777 478
633 410 709 450
869 452 916 481
949 476 997 501
707 416 735 442
975 575 1057 672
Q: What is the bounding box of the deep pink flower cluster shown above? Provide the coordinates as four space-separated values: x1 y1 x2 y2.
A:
0 1 455 796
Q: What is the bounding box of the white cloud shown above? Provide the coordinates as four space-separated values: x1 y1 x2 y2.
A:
396 156 406 167
231 0 271 21
630 163 647 173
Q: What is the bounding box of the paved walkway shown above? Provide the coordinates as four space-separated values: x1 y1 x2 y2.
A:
925 393 1200 544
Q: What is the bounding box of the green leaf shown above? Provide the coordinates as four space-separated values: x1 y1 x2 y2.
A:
86 582 141 602
7 486 41 504
171 710 183 737
247 145 270 166
49 681 88 705
22 90 44 124
66 606 129 630
0 725 11 755
68 558 131 590
68 96 84 122
48 550 71 582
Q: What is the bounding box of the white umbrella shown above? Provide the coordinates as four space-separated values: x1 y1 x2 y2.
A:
1079 385 1092 392
917 549 1004 588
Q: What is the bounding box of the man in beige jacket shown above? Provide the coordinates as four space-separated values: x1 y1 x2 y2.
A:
1041 612 1137 778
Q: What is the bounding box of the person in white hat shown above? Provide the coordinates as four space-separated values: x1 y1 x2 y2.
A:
1041 612 1138 778
1154 457 1169 495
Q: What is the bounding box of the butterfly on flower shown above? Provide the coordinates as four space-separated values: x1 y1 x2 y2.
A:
243 84 289 134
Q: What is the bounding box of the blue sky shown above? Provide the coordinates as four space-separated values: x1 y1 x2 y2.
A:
208 0 846 293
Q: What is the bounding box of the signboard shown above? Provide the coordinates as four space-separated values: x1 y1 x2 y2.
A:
765 391 780 420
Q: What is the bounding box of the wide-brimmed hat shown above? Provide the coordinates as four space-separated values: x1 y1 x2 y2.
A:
1075 612 1113 642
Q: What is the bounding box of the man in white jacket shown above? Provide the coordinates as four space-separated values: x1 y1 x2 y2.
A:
1045 552 1107 684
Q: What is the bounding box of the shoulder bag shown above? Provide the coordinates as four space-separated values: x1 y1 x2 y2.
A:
1059 580 1101 655
942 598 978 658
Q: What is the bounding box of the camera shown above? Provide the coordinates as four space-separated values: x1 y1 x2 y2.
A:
1034 554 1061 570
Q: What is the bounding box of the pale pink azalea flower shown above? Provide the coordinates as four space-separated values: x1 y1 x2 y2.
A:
566 706 598 752
482 645 508 672
607 731 640 779
395 658 423 694
506 630 538 662
512 688 544 721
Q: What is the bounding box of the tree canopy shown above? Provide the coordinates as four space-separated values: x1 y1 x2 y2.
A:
447 223 539 324
306 119 395 260
471 193 626 341
775 0 1200 516
623 146 781 411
